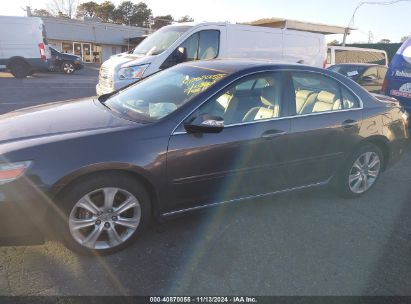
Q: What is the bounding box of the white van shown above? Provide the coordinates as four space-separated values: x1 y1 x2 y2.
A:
0 16 51 78
97 22 327 95
327 46 388 68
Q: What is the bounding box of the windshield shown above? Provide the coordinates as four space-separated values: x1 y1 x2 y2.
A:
104 64 228 122
329 65 367 81
133 26 192 56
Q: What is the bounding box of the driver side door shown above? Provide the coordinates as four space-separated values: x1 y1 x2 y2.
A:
164 72 292 214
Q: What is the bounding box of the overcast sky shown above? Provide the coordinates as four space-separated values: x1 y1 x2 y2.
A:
2 0 411 43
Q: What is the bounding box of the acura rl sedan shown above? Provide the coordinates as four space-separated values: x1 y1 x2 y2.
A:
0 60 408 254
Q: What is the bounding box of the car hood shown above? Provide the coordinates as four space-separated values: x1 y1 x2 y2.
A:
0 98 138 145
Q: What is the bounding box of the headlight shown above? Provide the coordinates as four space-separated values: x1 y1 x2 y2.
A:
118 64 149 80
0 161 31 185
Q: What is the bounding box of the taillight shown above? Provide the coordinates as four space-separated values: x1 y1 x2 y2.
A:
39 43 46 61
381 77 388 94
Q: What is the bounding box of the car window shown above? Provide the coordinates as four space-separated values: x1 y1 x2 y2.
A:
104 65 228 122
341 86 360 109
328 65 367 81
292 72 343 115
190 72 283 126
198 30 220 60
362 67 378 80
378 67 387 79
179 32 199 61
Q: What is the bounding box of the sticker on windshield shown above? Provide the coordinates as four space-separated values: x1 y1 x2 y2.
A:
347 70 359 77
183 74 226 95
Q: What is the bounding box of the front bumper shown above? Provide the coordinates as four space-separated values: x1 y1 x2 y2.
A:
0 179 51 245
74 61 84 70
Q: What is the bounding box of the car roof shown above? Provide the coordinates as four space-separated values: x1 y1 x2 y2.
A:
330 63 384 67
178 59 309 75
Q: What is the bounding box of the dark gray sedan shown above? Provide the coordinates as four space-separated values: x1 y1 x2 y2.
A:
0 60 408 254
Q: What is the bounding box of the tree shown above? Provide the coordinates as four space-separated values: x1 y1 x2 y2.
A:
33 9 52 16
328 39 340 46
48 0 78 18
152 15 173 30
132 2 152 27
112 1 152 26
113 1 137 24
379 39 391 44
96 1 115 22
178 15 194 23
76 1 99 19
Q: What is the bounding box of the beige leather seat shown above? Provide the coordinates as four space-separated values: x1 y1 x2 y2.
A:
312 91 342 113
295 90 313 113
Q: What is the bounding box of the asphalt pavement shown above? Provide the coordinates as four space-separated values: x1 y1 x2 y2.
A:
0 67 411 296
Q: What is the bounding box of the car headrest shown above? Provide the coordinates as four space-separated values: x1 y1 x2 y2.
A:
317 91 336 104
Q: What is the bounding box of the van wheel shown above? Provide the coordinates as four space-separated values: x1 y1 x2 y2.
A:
9 60 30 78
61 61 75 74
56 173 151 255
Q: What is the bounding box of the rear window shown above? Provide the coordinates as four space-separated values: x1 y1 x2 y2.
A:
335 50 386 66
328 65 367 81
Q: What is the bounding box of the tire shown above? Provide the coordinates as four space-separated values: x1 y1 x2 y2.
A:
61 61 75 74
55 173 151 255
335 143 383 198
9 60 30 78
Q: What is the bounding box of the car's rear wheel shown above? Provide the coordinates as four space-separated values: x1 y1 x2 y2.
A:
336 143 383 198
61 61 75 74
56 173 151 254
9 60 30 78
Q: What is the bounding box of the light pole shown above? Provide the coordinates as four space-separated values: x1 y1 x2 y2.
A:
342 0 411 46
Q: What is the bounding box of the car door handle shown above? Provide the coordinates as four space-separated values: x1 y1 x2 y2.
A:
261 129 286 139
342 119 357 128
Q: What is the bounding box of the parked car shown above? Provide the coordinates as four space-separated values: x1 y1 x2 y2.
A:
96 22 327 95
49 46 83 74
383 36 411 113
0 60 408 254
0 16 51 78
328 64 387 93
326 46 388 68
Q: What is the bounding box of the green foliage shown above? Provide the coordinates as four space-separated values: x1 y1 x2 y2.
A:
33 9 52 17
76 1 99 18
178 15 194 23
152 15 173 30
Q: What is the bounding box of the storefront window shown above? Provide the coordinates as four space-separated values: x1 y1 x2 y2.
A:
62 42 73 54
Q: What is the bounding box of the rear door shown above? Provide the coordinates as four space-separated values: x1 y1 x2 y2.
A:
165 71 292 214
286 71 363 187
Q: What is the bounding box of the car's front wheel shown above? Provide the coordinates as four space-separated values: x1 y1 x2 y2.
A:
57 173 151 254
336 143 383 198
61 61 75 74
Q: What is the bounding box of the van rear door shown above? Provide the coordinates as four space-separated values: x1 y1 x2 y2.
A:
283 32 324 68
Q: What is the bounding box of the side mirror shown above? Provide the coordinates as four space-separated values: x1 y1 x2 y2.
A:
184 115 224 134
174 47 187 64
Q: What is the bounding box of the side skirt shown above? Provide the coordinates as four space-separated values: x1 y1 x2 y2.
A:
161 178 331 218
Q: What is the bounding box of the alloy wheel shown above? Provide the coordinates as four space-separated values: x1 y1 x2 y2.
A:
348 152 381 194
69 187 141 250
63 63 75 74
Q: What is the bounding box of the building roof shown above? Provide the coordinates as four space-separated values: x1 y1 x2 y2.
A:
41 16 148 46
245 17 353 35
